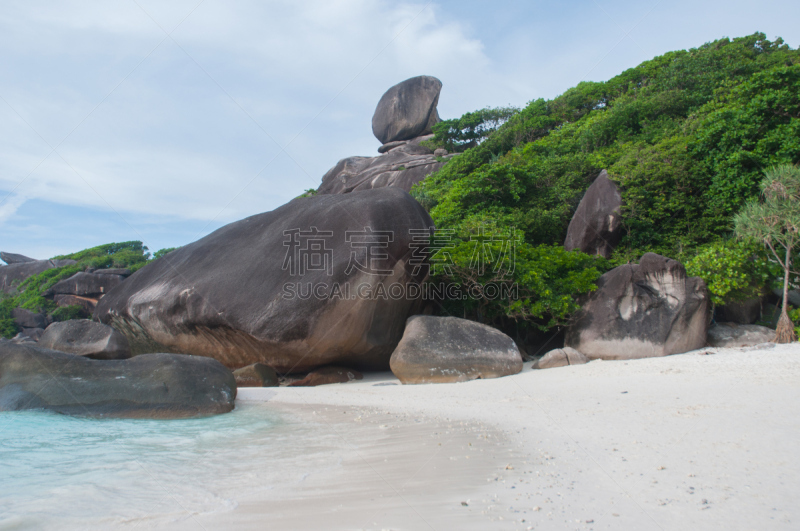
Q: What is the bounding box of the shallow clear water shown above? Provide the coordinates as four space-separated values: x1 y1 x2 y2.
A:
0 403 335 530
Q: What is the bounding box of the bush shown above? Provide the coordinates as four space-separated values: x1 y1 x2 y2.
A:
790 307 800 339
685 239 778 308
51 305 90 322
151 247 180 261
53 241 150 270
429 228 608 331
0 295 18 338
424 106 520 153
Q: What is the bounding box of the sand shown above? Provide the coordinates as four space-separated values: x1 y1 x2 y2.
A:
191 343 799 530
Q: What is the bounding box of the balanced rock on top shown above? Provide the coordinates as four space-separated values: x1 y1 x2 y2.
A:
372 75 442 145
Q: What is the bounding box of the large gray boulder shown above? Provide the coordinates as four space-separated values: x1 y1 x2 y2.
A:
372 76 442 144
0 342 236 418
49 272 125 297
389 316 523 384
95 188 432 372
317 137 449 195
0 252 36 265
0 259 77 294
565 253 709 359
38 320 131 360
707 323 775 348
564 170 623 258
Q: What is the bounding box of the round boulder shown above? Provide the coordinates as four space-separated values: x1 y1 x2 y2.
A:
389 316 523 384
372 76 442 144
38 319 131 360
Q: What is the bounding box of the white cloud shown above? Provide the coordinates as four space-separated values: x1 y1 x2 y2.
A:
0 193 27 226
0 0 503 227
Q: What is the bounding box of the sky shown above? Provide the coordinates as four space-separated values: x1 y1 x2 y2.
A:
1 0 799 260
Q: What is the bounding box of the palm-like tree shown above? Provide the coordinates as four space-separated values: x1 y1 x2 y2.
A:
734 164 800 343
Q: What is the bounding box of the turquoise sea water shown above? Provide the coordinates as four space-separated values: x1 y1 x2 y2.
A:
0 403 333 530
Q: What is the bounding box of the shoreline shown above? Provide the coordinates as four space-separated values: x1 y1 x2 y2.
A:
213 343 800 530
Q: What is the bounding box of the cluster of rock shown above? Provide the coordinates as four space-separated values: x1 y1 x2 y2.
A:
49 268 130 314
317 76 454 195
527 170 783 370
3 77 791 418
1 259 132 342
0 254 77 294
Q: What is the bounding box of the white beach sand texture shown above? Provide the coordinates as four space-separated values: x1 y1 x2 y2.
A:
192 343 799 531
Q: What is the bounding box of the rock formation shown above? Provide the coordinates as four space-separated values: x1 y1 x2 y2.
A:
317 137 449 194
12 308 48 329
233 363 279 387
95 188 432 372
372 75 442 144
564 170 623 258
317 76 452 195
38 320 131 360
0 252 36 265
288 366 363 386
565 253 709 359
389 315 523 384
718 297 762 325
0 342 236 418
707 323 775 348
532 347 589 369
0 259 77 294
49 272 126 298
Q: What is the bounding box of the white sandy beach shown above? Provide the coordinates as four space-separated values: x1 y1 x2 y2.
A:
163 342 800 531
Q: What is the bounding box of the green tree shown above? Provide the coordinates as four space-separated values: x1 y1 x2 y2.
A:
734 164 800 342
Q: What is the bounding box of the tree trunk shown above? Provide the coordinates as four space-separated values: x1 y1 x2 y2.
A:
775 244 797 343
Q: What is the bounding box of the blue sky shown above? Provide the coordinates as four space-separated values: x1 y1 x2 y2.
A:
1 0 798 260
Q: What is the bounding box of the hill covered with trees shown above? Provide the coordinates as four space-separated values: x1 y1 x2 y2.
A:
413 32 800 339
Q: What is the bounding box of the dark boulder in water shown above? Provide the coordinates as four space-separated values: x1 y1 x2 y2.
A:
0 342 236 418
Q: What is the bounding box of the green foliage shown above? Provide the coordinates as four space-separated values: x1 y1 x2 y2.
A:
685 239 777 307
151 247 180 261
0 295 19 338
789 307 800 339
12 264 83 313
413 33 800 257
0 241 152 338
430 226 607 331
53 241 150 270
297 188 317 199
51 305 89 322
425 106 520 153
